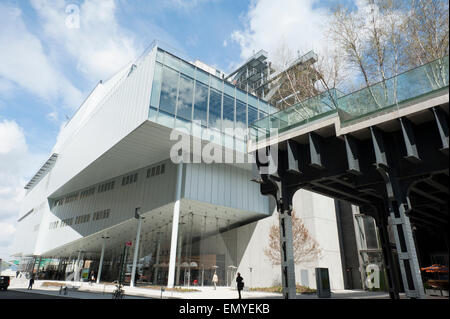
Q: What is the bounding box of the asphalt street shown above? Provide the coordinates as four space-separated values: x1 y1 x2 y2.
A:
0 289 74 299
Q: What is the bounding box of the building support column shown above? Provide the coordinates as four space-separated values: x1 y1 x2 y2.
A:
277 190 296 299
154 234 161 284
36 256 42 276
74 251 82 282
252 144 296 299
175 217 184 286
131 208 143 288
96 236 107 284
167 163 183 288
370 127 425 298
374 206 401 299
385 198 425 298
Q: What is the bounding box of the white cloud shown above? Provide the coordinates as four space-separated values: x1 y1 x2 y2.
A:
230 0 332 64
46 112 59 123
0 120 28 260
31 0 139 82
0 120 27 162
165 0 215 10
0 120 49 261
0 3 83 109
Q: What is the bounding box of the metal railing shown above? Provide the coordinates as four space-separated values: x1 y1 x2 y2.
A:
249 56 449 143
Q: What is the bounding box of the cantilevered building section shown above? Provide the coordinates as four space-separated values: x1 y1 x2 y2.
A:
12 44 280 288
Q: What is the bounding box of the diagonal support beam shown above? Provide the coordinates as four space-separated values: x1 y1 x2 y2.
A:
287 140 301 175
399 117 421 163
309 132 325 169
344 134 362 174
431 106 449 153
370 126 389 168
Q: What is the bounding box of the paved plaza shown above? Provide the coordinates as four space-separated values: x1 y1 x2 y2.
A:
4 276 411 300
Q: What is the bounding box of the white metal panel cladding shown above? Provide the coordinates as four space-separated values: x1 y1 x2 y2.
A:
36 159 176 253
46 49 157 197
183 163 270 214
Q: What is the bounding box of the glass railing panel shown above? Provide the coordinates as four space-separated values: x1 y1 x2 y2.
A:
337 56 449 125
249 89 339 142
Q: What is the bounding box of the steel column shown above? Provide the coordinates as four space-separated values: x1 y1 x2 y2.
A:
168 162 183 288
130 208 143 288
96 237 106 284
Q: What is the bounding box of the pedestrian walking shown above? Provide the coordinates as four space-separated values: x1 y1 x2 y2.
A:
28 275 35 290
89 271 95 285
212 272 218 290
16 270 19 278
236 273 244 299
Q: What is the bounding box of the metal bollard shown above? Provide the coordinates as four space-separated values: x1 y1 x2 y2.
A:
160 287 165 299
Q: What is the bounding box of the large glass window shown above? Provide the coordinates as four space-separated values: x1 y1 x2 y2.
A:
210 77 223 91
235 100 247 130
195 68 210 86
248 105 258 126
208 88 222 130
177 74 194 121
222 94 235 130
193 81 208 126
224 82 235 97
164 52 180 71
179 60 195 78
150 63 163 108
159 66 179 115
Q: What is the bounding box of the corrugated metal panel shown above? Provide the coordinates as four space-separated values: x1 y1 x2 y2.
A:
46 49 157 197
183 163 269 214
35 159 176 253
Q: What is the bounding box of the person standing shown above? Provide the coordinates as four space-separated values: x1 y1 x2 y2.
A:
236 273 244 299
212 272 218 290
28 275 35 290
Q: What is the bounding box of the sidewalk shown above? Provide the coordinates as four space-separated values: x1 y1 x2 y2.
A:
8 277 399 299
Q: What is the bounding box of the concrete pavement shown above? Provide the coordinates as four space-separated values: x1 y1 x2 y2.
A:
7 276 403 299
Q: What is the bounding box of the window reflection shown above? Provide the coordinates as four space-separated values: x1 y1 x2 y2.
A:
193 81 208 126
159 66 179 115
248 106 258 126
150 63 163 108
151 48 271 150
235 100 247 130
208 88 222 130
222 94 235 130
177 74 194 121
195 68 210 85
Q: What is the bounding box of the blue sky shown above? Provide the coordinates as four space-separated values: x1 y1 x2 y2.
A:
0 0 357 261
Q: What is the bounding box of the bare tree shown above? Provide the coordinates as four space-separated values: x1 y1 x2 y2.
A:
329 0 448 110
264 211 321 265
266 39 346 129
405 0 449 67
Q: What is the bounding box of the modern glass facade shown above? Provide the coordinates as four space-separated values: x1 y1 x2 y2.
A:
149 47 277 151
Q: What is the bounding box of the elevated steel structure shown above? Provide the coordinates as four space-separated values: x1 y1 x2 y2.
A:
250 57 449 299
